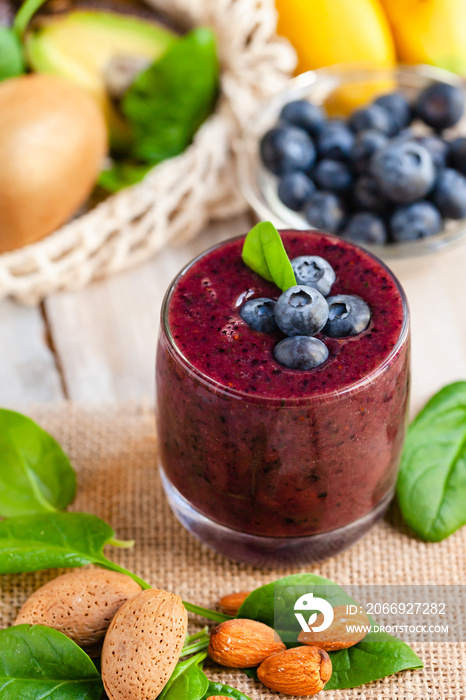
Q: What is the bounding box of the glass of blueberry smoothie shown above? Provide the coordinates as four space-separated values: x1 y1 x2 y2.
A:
156 225 410 566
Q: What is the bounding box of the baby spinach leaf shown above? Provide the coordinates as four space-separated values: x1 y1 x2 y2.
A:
242 222 297 291
159 651 208 699
325 627 423 690
203 681 252 699
0 409 76 517
0 512 114 574
237 572 352 628
122 27 218 164
98 161 153 193
0 28 25 81
0 624 103 699
238 573 422 689
397 381 466 541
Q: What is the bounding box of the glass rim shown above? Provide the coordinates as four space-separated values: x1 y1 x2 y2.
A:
160 231 410 406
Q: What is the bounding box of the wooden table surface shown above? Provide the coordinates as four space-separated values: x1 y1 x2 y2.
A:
2 211 466 417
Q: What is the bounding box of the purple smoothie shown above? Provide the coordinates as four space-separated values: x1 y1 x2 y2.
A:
156 230 409 559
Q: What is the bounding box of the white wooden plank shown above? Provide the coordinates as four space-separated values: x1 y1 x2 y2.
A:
391 249 466 417
0 299 64 406
44 214 252 403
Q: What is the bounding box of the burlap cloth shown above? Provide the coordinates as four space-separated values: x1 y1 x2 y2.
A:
0 403 464 699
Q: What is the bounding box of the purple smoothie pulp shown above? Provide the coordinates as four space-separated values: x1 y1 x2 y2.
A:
156 230 409 544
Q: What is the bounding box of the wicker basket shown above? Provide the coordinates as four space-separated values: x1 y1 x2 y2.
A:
0 0 295 304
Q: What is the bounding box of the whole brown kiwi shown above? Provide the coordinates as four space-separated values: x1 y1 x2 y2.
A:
0 73 107 253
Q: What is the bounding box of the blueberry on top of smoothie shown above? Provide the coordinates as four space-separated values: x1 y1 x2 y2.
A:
274 285 329 337
324 294 371 338
291 255 335 296
274 336 329 370
240 297 278 333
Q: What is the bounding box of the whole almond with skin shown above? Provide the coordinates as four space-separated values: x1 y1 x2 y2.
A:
298 605 370 651
209 618 285 668
257 645 332 696
102 588 187 700
14 568 141 654
218 591 250 616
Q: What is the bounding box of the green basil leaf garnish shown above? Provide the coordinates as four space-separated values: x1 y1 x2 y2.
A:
397 381 466 542
0 409 76 517
0 625 103 699
237 573 422 690
242 221 296 291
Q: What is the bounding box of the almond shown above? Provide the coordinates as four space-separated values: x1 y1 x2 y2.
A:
208 618 285 668
14 568 141 654
298 605 370 650
101 588 187 700
218 591 250 616
257 645 332 696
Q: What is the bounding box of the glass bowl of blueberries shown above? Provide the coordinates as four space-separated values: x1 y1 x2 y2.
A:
237 64 466 260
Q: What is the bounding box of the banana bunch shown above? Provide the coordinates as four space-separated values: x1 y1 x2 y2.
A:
380 0 466 75
276 0 466 76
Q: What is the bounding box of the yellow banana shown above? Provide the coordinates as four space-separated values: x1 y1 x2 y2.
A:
275 0 396 74
380 0 466 74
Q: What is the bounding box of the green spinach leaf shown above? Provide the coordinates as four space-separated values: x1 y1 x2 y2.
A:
242 222 297 291
98 161 153 193
0 512 114 573
397 381 466 541
238 574 422 690
325 627 423 690
0 624 103 698
0 28 25 81
237 573 352 628
122 26 218 164
159 651 208 699
203 681 252 699
0 409 76 517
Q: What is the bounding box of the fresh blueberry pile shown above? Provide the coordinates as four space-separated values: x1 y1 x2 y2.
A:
240 255 370 369
260 82 466 244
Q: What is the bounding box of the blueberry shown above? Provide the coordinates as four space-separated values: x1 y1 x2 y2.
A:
341 212 387 245
431 168 466 219
280 100 325 136
349 104 393 135
414 135 448 171
390 201 442 242
323 294 371 337
260 126 316 175
374 92 412 131
274 285 329 337
291 255 336 296
448 137 466 175
304 191 345 234
415 82 465 130
317 120 355 160
371 142 435 203
274 336 328 370
240 298 278 333
351 129 388 174
352 176 388 214
313 159 353 193
277 172 315 211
